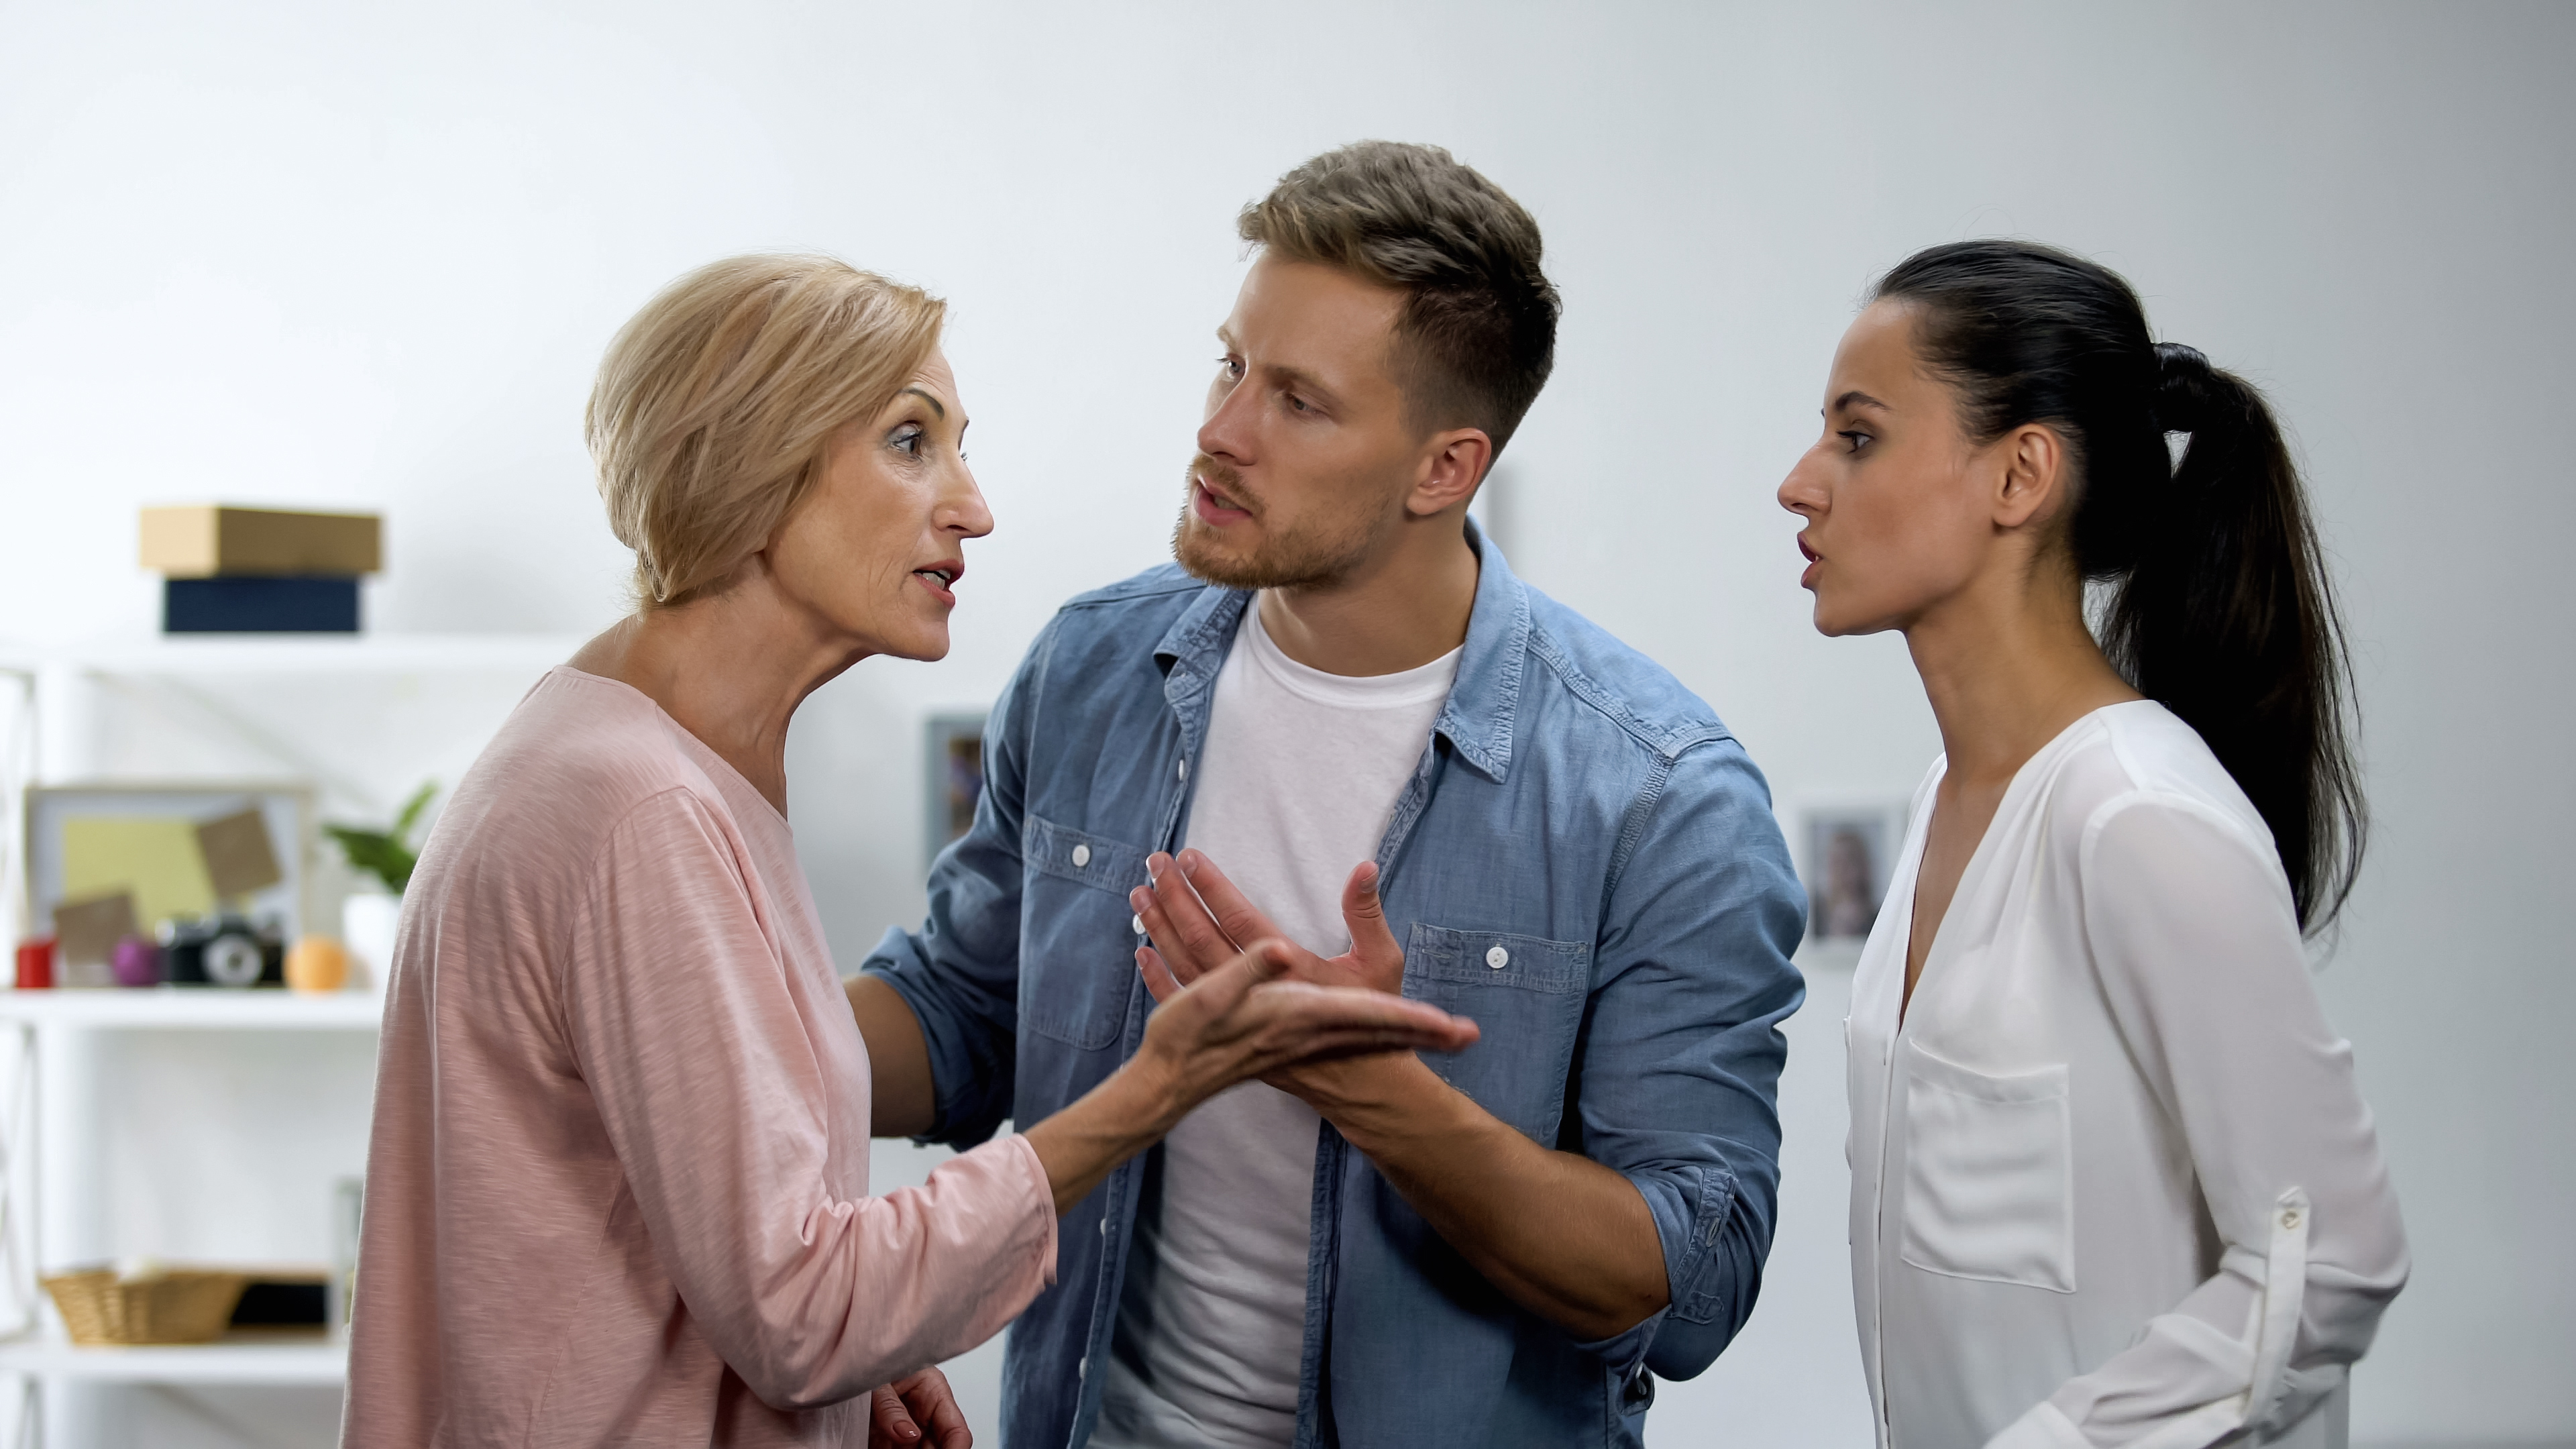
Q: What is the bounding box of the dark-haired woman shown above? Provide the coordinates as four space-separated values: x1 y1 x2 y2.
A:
1779 240 2407 1448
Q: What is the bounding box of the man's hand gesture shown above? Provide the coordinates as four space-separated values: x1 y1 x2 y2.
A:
1130 849 1415 1110
1130 849 1405 998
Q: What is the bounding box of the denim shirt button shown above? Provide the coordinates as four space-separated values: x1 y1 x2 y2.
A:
1071 844 1091 868
1485 945 1510 969
1132 914 1144 934
1177 757 1189 781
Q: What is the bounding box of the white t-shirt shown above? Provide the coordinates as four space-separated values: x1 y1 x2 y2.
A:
1089 602 1460 1449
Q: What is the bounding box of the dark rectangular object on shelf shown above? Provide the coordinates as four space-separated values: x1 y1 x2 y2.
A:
163 576 359 633
229 1277 328 1327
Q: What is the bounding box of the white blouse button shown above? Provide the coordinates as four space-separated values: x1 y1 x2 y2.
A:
1071 844 1091 868
1485 945 1509 969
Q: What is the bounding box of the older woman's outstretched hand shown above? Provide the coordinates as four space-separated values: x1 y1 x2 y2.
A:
1022 942 1476 1215
1135 936 1474 1089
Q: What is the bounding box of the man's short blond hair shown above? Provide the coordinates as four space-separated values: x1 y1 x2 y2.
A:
587 255 946 608
1239 142 1558 455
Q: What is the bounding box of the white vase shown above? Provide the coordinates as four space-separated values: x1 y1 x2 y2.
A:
342 893 402 998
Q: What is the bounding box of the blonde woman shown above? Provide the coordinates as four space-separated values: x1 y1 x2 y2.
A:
343 256 1475 1448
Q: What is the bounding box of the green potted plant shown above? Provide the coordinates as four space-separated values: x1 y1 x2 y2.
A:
326 782 436 895
329 783 435 994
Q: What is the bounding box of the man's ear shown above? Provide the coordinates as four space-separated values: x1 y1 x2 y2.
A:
1407 427 1495 518
1992 422 2069 531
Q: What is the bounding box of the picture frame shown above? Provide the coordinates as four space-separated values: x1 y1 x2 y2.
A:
1792 799 1911 961
20 781 315 986
923 713 988 869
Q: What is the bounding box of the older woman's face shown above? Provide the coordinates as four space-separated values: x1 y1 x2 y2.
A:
770 349 993 661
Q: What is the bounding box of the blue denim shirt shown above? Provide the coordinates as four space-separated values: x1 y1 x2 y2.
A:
864 527 1805 1448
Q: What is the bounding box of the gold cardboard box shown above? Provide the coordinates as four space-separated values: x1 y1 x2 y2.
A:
140 506 381 578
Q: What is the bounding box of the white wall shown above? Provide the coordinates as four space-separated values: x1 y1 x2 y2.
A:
2 1 2569 1444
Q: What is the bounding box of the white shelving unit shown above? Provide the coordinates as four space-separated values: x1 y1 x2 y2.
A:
0 994 382 1033
0 992 381 1436
0 632 584 930
0 633 576 1446
0 1340 347 1387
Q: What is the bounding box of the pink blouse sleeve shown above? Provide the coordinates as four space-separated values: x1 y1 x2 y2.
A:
560 787 1057 1411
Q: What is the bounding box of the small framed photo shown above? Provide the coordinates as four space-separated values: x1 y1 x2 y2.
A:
924 713 988 867
1797 801 1908 953
21 781 315 985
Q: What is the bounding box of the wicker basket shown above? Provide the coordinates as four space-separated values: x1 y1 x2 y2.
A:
42 1267 250 1346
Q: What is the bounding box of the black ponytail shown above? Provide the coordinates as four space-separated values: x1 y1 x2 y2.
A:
1876 240 2365 931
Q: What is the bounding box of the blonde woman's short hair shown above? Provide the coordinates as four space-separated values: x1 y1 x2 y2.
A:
587 255 946 608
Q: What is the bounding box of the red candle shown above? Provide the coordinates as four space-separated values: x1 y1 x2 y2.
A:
14 938 56 991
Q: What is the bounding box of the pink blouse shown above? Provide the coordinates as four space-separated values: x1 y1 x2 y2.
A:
343 668 1056 1447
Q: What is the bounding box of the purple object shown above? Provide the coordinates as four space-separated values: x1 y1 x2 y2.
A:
111 934 162 988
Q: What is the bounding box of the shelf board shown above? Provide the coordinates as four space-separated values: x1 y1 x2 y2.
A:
0 632 585 677
0 990 382 1030
0 1335 345 1384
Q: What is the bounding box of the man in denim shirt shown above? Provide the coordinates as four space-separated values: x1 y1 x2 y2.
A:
850 142 1805 1448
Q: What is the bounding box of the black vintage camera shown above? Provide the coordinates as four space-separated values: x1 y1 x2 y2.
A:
164 913 284 988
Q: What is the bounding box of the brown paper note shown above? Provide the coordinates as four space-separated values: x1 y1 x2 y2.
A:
54 892 139 970
196 808 282 900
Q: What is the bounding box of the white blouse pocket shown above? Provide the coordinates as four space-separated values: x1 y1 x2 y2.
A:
1898 1039 2076 1293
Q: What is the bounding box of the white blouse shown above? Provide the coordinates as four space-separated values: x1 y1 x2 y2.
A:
1846 702 2408 1449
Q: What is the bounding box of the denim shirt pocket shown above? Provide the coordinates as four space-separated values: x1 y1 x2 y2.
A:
1020 813 1152 1051
1402 923 1591 1142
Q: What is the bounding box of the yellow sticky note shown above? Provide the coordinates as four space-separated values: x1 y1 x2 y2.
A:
61 818 217 930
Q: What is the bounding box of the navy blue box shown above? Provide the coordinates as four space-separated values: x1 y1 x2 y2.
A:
164 576 360 633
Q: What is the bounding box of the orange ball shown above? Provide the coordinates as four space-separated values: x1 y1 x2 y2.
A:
284 936 350 994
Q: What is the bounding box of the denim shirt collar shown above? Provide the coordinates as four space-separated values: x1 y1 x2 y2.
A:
1151 517 1531 782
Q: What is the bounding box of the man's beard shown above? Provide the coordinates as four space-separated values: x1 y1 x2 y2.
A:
1171 454 1378 590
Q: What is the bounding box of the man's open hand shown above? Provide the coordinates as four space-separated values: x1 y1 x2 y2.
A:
1130 849 1421 1110
1129 849 1405 997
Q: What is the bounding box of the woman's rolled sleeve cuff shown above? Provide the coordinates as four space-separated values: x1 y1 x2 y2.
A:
981 1133 1061 1299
